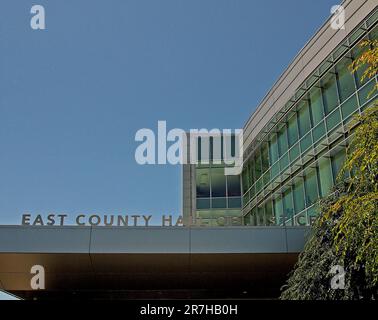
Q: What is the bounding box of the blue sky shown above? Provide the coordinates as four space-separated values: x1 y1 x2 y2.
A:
0 0 338 225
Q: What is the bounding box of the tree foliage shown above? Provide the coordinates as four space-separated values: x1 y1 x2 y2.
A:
280 39 378 300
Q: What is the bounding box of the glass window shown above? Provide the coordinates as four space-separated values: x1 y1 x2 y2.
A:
310 87 324 126
336 57 356 102
196 168 210 198
242 167 249 194
227 175 241 197
271 162 279 180
304 168 319 206
313 121 325 143
289 143 300 162
197 199 210 209
251 208 258 226
261 143 270 172
283 188 294 224
278 125 288 156
269 134 279 164
265 200 274 226
279 153 289 171
248 160 254 184
212 198 227 209
228 197 241 208
326 109 341 131
211 168 226 197
331 148 346 182
274 196 284 225
341 94 358 120
321 73 339 114
318 158 333 197
257 206 265 226
293 179 305 214
358 79 376 107
288 114 299 147
298 101 311 137
254 151 262 180
352 42 369 88
300 132 312 152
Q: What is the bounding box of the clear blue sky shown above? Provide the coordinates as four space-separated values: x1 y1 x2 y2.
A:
0 0 338 225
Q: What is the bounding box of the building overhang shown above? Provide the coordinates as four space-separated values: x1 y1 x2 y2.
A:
0 226 309 299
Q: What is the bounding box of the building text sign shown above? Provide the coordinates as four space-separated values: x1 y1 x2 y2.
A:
21 214 184 227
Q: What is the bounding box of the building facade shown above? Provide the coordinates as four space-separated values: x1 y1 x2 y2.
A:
183 0 378 227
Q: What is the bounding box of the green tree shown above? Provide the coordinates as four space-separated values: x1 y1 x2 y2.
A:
280 40 378 300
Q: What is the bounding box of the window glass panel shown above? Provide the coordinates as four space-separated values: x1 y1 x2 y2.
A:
318 158 333 197
283 188 294 224
279 153 289 171
321 73 339 114
278 125 288 156
262 171 270 186
228 197 241 208
298 101 311 137
271 162 279 179
265 200 274 226
254 151 262 180
313 121 325 142
261 143 270 172
336 57 356 102
358 79 376 106
197 199 210 209
250 207 257 226
293 179 305 214
212 198 227 209
255 178 262 193
304 168 319 206
331 148 346 181
274 196 283 225
300 133 312 152
248 160 254 184
352 43 369 88
257 206 265 226
310 87 324 126
211 168 226 197
288 114 299 147
196 168 210 198
341 94 358 120
227 175 241 197
242 167 249 194
326 109 341 131
307 206 318 225
289 144 300 162
269 134 279 164
243 193 249 206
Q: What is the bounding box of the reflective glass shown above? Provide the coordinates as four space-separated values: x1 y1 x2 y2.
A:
310 87 324 126
336 57 356 102
318 158 333 197
331 148 346 181
304 168 319 206
196 168 210 198
274 196 284 225
321 73 339 114
293 179 305 214
298 101 311 137
278 126 288 156
227 175 241 197
269 134 279 164
288 114 299 147
211 168 226 197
